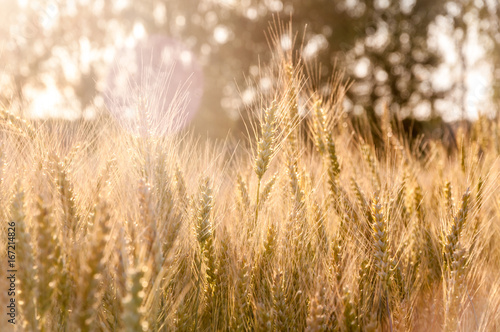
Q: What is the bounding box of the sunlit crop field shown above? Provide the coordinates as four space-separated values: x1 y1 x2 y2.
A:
1 33 500 332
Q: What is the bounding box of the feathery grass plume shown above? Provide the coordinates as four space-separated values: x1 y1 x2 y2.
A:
11 185 38 331
122 266 148 332
76 201 111 331
306 287 328 332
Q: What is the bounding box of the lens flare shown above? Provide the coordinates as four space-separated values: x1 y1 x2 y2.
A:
104 35 203 136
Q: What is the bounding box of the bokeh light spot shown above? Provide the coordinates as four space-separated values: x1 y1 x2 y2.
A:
104 35 204 136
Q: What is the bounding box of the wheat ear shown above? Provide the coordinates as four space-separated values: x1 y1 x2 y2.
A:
254 101 278 229
12 186 37 331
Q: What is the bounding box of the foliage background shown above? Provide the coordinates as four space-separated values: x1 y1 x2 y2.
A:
0 0 499 137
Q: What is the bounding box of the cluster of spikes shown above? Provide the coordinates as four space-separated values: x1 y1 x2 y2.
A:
1 23 500 332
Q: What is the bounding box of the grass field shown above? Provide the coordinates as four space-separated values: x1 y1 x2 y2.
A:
1 38 500 332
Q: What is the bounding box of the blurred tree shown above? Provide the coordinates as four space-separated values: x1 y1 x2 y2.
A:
0 0 116 116
339 0 448 120
443 0 499 118
0 0 498 133
466 0 500 115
